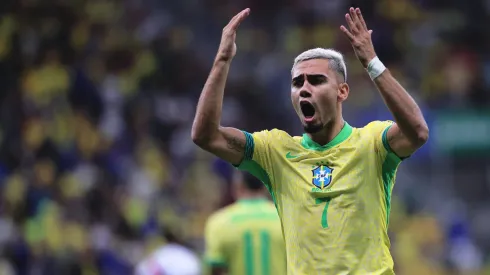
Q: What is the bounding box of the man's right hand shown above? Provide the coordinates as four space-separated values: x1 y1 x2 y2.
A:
216 8 250 62
192 8 251 166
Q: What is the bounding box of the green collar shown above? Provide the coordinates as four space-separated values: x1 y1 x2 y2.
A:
301 122 353 151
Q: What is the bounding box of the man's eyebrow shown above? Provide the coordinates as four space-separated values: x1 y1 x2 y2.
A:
292 75 304 82
292 74 328 80
307 74 328 78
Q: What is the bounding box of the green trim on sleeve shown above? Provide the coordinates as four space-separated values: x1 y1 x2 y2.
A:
381 124 402 227
233 131 254 168
381 156 400 227
382 124 404 162
382 125 394 153
243 131 254 160
233 131 278 209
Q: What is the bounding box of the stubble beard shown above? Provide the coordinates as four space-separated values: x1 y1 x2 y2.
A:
303 123 324 134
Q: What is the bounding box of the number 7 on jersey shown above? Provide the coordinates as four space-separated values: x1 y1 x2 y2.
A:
315 197 331 228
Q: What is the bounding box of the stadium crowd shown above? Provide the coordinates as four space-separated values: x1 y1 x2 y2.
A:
0 0 488 274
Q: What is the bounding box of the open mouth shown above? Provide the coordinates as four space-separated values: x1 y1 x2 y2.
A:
300 101 316 119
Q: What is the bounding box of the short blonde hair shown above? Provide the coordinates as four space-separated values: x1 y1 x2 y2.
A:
292 48 347 82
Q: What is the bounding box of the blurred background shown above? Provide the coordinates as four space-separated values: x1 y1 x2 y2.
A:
0 0 489 274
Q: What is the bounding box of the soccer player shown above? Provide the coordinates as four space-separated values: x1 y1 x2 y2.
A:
192 7 429 274
204 171 286 275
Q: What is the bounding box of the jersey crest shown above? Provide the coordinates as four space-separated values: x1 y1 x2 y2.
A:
311 165 333 189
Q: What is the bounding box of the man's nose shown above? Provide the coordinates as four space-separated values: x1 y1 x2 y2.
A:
299 88 312 98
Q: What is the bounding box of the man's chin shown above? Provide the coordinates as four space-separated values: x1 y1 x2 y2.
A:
303 123 323 134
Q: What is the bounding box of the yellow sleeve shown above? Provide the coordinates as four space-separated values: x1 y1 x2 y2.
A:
236 130 277 204
366 120 402 225
249 130 274 170
366 120 402 165
204 215 226 267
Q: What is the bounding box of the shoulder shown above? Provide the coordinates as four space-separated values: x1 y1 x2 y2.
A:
351 120 394 141
249 128 292 140
250 128 302 147
359 120 395 133
206 204 237 227
354 121 402 164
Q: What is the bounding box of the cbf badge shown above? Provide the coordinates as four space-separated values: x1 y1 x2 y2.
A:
312 165 333 189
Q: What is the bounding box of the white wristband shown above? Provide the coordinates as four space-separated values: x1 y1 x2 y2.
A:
366 56 386 80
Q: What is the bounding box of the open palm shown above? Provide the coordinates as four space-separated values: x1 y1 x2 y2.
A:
216 8 250 62
340 7 377 68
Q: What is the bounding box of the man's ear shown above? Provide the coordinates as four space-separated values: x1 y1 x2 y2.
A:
338 83 349 102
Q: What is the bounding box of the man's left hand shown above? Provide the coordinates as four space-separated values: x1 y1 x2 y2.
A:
340 7 377 68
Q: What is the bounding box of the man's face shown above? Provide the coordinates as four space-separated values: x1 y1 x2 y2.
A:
291 59 348 134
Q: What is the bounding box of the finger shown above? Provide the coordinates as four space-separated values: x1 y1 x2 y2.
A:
227 10 242 26
232 8 250 30
356 8 368 31
345 13 358 33
340 25 355 42
229 8 250 31
224 9 246 32
349 7 363 31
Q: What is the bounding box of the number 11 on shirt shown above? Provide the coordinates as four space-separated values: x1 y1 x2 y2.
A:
315 197 331 228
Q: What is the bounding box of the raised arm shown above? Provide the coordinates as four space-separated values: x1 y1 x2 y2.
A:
371 71 428 157
340 7 429 157
191 8 250 165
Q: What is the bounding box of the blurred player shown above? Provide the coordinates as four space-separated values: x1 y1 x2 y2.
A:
204 171 286 275
135 228 201 275
192 6 429 274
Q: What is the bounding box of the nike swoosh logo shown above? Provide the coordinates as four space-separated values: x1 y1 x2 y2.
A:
286 152 299 159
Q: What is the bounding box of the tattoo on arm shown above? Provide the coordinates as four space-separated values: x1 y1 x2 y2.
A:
226 136 245 153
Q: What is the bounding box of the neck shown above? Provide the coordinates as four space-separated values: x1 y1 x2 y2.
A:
307 117 345 146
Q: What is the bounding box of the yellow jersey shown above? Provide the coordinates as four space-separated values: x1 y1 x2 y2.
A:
204 198 287 275
237 121 402 275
